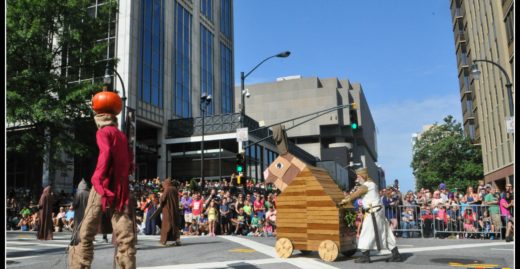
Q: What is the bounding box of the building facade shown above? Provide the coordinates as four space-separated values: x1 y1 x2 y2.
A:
7 0 236 193
449 0 514 189
235 76 383 188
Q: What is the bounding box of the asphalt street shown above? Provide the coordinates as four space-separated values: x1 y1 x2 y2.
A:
5 231 514 269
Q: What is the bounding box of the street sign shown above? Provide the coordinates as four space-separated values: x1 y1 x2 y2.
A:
506 116 515 134
236 127 249 142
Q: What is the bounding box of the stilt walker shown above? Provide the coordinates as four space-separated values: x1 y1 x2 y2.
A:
68 87 136 269
339 167 403 263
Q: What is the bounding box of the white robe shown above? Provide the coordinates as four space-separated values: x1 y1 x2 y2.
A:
357 181 397 251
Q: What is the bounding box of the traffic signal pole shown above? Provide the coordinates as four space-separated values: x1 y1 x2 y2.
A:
245 103 357 149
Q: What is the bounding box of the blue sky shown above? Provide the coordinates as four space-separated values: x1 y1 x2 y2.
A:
234 1 462 192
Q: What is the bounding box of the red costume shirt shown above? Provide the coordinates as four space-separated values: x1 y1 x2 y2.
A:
91 125 133 212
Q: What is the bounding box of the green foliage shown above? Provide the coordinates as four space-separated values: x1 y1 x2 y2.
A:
344 210 357 229
7 0 118 168
188 178 200 193
411 115 483 192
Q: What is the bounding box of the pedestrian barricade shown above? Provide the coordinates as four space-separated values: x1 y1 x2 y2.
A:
430 204 504 239
385 205 424 238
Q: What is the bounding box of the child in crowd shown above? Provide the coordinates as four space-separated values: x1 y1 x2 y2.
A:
463 208 478 238
189 219 199 236
479 209 494 240
205 200 218 236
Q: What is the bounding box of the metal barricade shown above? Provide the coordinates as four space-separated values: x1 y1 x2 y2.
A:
385 205 424 238
431 204 503 239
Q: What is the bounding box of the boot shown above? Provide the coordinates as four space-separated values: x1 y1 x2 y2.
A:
386 247 403 262
354 250 371 263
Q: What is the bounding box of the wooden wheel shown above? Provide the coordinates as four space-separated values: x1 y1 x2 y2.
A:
318 240 339 262
275 238 293 259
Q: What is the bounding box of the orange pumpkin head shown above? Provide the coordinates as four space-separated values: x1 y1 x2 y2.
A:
92 90 122 115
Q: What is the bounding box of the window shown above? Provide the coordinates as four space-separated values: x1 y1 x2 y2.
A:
200 0 213 21
174 3 192 117
139 0 163 108
220 0 232 38
200 25 214 115
220 43 233 113
505 8 514 44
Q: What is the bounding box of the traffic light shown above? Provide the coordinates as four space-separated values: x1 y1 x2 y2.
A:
235 153 244 173
349 103 358 130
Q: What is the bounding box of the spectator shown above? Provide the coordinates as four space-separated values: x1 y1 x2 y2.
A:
433 205 448 239
254 194 266 220
464 186 480 213
242 199 252 219
483 186 501 237
500 191 513 222
401 207 416 238
439 183 449 203
505 216 514 242
478 209 494 239
205 200 218 237
232 207 249 235
181 191 193 228
420 205 434 238
382 189 398 231
54 206 67 232
18 217 30 231
144 194 160 235
191 193 204 222
463 208 478 237
65 205 75 232
220 197 231 235
188 219 199 236
265 206 277 232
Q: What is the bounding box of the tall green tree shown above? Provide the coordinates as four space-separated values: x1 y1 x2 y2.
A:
411 115 483 192
7 0 117 169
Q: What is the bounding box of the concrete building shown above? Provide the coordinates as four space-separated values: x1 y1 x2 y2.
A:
449 0 514 189
7 0 237 193
235 76 382 189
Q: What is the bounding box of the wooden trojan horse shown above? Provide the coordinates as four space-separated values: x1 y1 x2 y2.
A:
264 125 357 262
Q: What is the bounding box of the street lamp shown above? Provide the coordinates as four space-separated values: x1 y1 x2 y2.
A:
200 93 212 181
471 59 514 117
104 63 127 131
240 50 290 179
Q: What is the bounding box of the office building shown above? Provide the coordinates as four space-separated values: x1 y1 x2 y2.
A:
449 0 514 189
236 76 383 188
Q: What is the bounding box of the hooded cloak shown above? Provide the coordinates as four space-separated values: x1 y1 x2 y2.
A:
37 186 54 240
159 179 181 244
71 179 90 245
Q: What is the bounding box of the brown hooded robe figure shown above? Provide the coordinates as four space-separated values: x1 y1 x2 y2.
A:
37 185 54 240
72 179 90 245
159 179 181 245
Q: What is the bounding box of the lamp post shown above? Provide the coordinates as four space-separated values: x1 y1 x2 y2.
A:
200 93 212 181
240 51 290 179
471 59 514 117
103 63 127 131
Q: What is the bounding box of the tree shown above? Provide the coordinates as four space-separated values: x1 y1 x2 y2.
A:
7 0 117 170
411 115 483 192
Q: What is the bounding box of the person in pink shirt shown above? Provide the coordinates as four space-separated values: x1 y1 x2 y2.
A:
253 194 265 220
191 193 204 222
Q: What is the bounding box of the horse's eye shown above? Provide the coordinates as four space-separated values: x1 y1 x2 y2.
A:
276 163 283 169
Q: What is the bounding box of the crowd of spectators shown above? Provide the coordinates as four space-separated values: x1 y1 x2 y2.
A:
7 177 514 243
130 176 280 238
352 180 515 241
6 188 75 233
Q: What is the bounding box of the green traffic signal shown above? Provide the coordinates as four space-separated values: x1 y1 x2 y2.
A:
236 165 243 173
351 122 358 130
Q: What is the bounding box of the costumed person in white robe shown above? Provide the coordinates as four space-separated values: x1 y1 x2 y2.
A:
339 167 403 263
